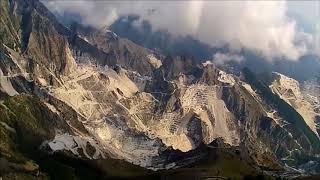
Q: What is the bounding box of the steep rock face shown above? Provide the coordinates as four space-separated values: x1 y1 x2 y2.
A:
242 69 320 170
161 55 202 80
46 59 243 169
270 72 320 138
69 22 160 76
48 64 165 168
302 79 320 137
0 0 76 89
0 0 21 51
46 55 320 172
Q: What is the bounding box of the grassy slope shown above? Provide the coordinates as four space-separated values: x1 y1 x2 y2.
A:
0 95 53 179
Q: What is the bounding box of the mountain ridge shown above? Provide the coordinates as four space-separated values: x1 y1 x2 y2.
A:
1 0 320 179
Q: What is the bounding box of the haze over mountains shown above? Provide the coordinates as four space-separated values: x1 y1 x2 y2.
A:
0 0 320 179
45 1 319 59
45 0 320 82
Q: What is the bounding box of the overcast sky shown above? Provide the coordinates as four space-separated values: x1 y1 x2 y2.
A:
287 1 319 33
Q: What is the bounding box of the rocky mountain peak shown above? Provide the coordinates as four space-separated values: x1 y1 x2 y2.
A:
1 0 320 179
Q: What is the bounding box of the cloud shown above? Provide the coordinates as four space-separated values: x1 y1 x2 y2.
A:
314 25 320 57
213 52 244 65
43 0 317 61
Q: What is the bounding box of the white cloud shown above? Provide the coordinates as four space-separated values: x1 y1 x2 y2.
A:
43 0 317 61
315 23 320 56
213 52 244 65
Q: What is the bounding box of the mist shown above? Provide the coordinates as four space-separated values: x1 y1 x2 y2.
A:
44 0 319 61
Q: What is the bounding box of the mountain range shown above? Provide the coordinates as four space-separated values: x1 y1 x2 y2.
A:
0 0 320 179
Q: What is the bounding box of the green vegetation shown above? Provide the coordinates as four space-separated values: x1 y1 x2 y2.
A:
0 95 272 180
0 95 81 179
0 0 21 50
0 95 53 179
0 95 153 180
